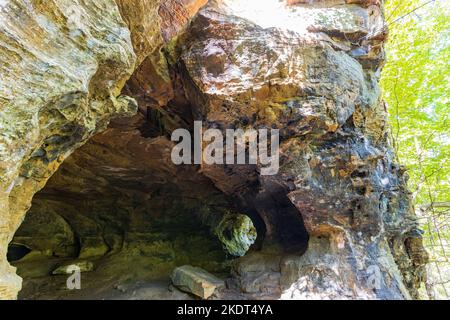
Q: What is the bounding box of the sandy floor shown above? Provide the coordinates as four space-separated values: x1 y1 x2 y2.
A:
13 252 204 300
19 276 193 300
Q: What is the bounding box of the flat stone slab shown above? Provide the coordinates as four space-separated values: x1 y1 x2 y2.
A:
171 265 225 299
52 261 94 275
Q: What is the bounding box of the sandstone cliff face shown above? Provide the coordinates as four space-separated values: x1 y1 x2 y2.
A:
171 0 427 299
0 0 204 299
0 0 427 300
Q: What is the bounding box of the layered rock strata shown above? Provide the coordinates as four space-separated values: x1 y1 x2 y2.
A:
0 0 428 300
0 0 206 299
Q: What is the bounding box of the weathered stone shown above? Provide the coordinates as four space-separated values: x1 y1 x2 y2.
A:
231 253 282 298
0 0 428 301
52 261 94 275
0 0 137 299
11 210 77 258
0 0 206 300
172 0 427 299
214 213 257 257
171 265 225 299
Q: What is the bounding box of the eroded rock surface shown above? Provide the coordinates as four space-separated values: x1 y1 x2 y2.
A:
171 0 427 299
1 0 428 300
0 0 205 299
171 265 225 299
52 261 94 275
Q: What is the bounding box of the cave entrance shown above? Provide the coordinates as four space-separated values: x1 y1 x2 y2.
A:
8 110 309 299
8 44 310 298
5 112 267 299
7 244 32 263
254 183 310 254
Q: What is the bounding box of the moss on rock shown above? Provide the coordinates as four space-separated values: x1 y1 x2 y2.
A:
215 213 257 257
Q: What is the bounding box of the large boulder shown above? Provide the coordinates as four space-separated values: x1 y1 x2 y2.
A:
171 265 225 299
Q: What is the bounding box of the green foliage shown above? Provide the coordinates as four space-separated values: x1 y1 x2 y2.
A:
381 0 450 299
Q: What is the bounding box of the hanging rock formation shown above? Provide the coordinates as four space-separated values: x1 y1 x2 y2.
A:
169 0 428 299
0 0 428 300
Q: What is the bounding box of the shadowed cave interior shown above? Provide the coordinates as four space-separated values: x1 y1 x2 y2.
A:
7 109 309 299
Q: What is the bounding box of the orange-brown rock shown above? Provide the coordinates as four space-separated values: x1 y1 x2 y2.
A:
0 0 206 300
0 0 427 301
